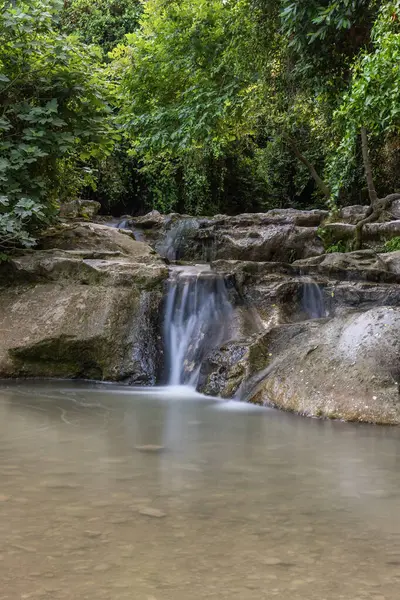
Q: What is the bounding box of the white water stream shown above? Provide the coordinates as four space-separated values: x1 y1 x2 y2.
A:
163 265 234 386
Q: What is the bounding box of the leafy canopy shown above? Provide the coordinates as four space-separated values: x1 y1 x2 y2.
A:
118 0 262 158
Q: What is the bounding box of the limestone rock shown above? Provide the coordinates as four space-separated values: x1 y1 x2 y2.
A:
339 205 370 224
293 250 400 283
126 210 327 263
119 207 400 264
322 220 400 246
169 219 323 262
198 334 271 398
380 250 400 274
200 251 400 423
39 222 160 259
389 198 400 220
201 307 400 424
0 223 167 383
59 199 101 220
250 307 400 424
130 210 166 228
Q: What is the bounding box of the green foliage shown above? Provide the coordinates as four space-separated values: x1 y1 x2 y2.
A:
325 240 349 253
119 0 261 157
111 0 269 213
317 226 351 253
383 236 400 252
3 0 400 227
60 0 144 216
61 0 143 55
336 2 400 133
0 0 116 248
280 0 377 88
328 2 400 199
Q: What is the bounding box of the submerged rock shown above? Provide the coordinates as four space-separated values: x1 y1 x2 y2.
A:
0 222 167 383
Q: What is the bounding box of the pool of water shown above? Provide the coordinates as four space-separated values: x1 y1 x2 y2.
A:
0 380 399 600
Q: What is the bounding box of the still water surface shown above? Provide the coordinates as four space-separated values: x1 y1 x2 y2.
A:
0 381 400 600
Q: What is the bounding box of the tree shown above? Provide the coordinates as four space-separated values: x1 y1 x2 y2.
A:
0 0 116 249
329 1 400 247
61 0 143 56
114 0 320 213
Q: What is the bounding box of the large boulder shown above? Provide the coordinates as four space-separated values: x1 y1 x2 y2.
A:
0 223 168 383
210 223 324 262
39 222 159 257
200 307 400 424
199 250 400 424
115 209 328 262
128 211 326 263
251 307 400 424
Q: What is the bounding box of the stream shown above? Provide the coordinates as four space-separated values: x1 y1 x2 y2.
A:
0 380 400 599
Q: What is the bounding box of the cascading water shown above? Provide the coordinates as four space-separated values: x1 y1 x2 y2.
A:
301 279 327 319
163 265 235 387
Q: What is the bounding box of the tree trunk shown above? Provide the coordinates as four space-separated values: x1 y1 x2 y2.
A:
284 135 331 201
355 127 400 249
360 126 378 205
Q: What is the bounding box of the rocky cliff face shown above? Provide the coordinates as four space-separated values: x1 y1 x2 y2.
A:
0 223 168 383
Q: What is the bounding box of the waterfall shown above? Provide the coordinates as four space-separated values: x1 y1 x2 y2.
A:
301 279 327 319
163 265 234 387
156 219 200 261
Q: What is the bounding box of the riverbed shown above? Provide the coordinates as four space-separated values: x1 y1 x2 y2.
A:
0 381 399 599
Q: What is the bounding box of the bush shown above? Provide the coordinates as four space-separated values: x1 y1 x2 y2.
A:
0 0 116 249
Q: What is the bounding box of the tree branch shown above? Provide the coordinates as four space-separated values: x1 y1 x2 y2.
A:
360 126 378 204
284 135 331 200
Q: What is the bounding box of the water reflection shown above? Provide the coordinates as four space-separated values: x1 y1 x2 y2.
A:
0 380 399 599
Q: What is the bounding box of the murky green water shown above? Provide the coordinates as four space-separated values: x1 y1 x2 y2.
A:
0 381 399 600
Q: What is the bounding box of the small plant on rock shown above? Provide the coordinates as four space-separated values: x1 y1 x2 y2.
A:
383 237 400 252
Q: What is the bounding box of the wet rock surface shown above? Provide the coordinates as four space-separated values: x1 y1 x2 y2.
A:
116 205 400 264
201 250 400 424
124 210 327 262
0 223 167 383
250 307 400 424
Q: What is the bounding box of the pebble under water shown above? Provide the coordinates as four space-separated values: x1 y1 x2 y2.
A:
0 381 400 600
